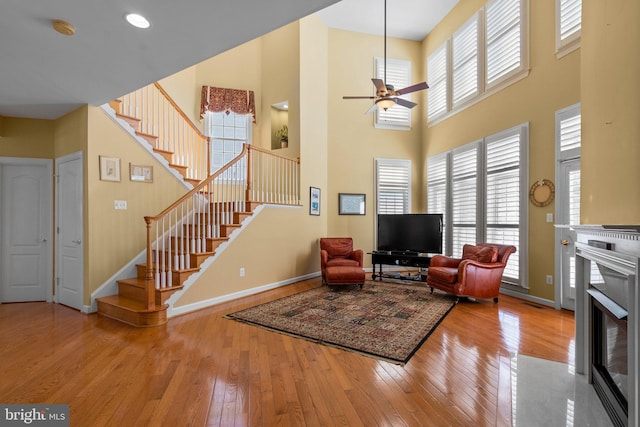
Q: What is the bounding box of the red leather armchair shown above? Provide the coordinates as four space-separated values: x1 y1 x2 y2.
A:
427 243 516 302
319 238 365 288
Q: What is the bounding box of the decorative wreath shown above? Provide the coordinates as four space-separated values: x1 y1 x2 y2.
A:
529 179 555 207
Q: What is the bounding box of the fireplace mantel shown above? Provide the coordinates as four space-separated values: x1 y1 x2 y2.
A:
573 225 640 427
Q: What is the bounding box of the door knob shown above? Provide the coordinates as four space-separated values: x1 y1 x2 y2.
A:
41 238 47 242
72 239 81 244
561 239 570 246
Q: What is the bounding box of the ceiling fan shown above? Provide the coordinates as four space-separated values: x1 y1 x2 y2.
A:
343 0 429 115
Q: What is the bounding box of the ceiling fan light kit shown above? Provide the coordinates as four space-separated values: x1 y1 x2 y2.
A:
343 0 428 114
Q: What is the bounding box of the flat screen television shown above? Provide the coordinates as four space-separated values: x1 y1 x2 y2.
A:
377 214 443 255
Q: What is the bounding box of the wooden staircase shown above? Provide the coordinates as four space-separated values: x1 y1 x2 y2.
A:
108 99 201 186
96 82 300 327
96 204 256 327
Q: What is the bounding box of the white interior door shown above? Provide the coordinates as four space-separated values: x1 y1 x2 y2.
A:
56 153 84 311
1 160 52 302
556 158 580 310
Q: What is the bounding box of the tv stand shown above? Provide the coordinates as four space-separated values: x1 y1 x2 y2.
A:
369 251 433 280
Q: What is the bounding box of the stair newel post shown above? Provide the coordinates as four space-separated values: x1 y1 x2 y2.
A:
144 216 156 311
206 136 211 177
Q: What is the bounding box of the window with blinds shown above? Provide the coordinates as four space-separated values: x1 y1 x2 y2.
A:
486 129 522 281
427 154 449 254
486 0 523 88
452 14 479 106
427 43 449 122
556 103 581 160
374 57 411 129
375 159 411 214
426 0 528 124
556 0 581 56
426 123 528 286
451 146 478 258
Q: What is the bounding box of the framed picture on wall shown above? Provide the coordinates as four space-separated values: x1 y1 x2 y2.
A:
130 164 153 183
339 193 366 215
310 187 320 216
99 156 120 182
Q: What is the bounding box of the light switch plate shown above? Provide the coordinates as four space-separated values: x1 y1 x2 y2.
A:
114 200 127 210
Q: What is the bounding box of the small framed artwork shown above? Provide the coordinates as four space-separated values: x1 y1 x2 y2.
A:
130 164 153 183
339 193 366 215
99 156 120 182
310 187 321 216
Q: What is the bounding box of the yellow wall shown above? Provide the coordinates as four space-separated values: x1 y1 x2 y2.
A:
581 1 640 223
158 65 201 130
175 17 330 307
326 29 424 254
422 0 580 300
0 117 55 158
84 107 189 304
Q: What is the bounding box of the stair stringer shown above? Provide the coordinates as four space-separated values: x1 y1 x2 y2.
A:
100 103 194 190
164 203 268 317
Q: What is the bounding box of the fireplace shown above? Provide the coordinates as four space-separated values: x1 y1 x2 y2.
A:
574 226 640 427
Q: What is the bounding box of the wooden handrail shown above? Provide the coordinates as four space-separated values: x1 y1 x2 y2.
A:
144 144 249 223
153 82 208 140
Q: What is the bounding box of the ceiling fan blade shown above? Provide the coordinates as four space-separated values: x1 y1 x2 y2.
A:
343 96 377 99
395 98 417 109
394 82 429 96
364 103 378 115
372 78 387 95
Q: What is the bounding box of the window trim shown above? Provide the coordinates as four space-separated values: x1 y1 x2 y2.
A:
374 57 412 130
555 0 581 58
427 0 530 126
426 122 529 288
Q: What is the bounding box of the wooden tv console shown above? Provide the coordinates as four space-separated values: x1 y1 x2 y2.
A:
369 251 434 280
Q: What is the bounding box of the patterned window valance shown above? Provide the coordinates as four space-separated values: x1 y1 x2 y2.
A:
200 86 256 123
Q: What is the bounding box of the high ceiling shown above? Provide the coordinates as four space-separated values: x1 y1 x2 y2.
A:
316 0 459 41
0 0 458 120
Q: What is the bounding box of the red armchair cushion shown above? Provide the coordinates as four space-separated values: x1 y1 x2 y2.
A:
322 238 354 259
427 266 459 284
462 244 498 263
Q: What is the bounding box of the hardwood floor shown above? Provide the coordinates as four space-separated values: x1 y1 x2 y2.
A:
0 277 575 426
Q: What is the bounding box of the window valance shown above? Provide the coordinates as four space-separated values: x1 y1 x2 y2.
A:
200 86 256 123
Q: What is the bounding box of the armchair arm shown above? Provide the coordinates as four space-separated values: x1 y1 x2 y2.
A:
320 250 329 269
457 260 507 296
430 255 462 268
350 249 364 267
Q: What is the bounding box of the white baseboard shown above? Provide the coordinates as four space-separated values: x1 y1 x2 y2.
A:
168 271 321 318
500 288 556 308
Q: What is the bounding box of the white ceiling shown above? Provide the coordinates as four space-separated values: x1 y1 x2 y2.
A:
0 0 458 120
316 0 459 41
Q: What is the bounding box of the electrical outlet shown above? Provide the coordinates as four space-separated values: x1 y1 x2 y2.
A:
114 200 127 210
546 213 553 223
239 267 245 277
546 275 553 285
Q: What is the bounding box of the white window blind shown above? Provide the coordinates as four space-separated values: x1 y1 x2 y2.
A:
556 103 581 160
375 159 411 214
204 111 252 177
426 0 528 124
451 146 478 258
557 0 581 53
427 43 448 121
486 0 523 87
559 113 581 152
452 14 479 106
375 57 411 129
426 123 528 287
427 154 449 254
486 130 521 281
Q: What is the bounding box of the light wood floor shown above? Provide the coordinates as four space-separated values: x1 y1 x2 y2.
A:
0 277 575 426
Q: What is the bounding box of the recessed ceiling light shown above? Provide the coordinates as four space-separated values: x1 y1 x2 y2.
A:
125 13 150 29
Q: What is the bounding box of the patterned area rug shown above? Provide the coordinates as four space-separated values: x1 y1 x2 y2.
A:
225 280 456 365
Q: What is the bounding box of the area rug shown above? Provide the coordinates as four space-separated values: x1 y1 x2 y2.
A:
225 280 456 365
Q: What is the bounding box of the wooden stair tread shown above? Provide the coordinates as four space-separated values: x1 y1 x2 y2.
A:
97 295 166 313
